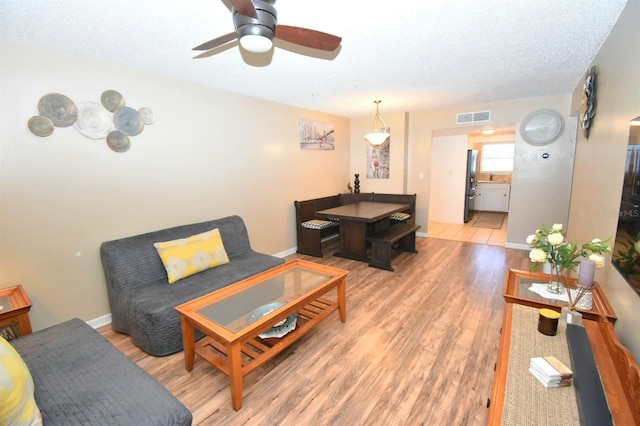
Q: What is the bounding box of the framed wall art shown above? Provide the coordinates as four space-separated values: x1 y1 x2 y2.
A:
299 119 335 150
366 137 390 179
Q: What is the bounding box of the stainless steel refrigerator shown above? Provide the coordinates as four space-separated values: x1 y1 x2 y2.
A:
464 149 478 223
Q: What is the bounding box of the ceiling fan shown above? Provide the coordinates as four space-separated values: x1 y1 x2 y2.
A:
193 0 342 56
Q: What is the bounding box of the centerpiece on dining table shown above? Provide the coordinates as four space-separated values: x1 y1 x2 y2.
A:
526 224 611 313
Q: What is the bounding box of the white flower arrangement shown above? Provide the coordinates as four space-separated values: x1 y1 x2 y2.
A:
526 223 610 273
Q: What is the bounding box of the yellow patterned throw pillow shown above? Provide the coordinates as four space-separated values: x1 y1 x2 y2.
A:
0 336 43 426
154 228 230 283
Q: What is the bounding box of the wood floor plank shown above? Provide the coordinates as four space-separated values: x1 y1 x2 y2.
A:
99 237 530 425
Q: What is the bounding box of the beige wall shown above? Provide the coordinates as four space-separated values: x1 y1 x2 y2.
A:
406 94 574 245
567 0 640 357
349 111 409 194
2 0 639 361
0 40 350 330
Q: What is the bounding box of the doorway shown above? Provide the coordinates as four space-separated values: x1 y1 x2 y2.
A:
427 127 515 247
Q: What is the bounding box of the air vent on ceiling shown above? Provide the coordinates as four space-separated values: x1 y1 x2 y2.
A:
456 110 491 124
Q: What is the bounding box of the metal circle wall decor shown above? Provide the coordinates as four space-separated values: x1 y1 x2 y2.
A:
580 65 597 139
37 93 78 127
113 107 144 136
74 102 114 139
100 90 126 112
138 107 155 125
27 115 55 137
28 90 153 153
106 130 131 153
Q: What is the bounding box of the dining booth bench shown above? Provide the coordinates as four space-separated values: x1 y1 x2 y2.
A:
294 194 342 257
367 222 421 271
294 192 416 258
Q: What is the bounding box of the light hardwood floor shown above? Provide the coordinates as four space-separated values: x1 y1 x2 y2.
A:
99 236 529 425
428 212 508 247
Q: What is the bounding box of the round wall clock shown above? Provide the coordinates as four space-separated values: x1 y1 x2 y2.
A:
520 109 565 146
580 65 597 139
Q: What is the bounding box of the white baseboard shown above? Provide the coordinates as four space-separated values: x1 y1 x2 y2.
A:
87 313 112 329
506 242 529 250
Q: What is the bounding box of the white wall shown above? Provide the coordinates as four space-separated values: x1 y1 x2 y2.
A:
428 135 468 223
0 40 350 331
567 0 640 358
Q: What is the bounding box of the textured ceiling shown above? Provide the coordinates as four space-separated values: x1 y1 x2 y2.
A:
0 0 628 118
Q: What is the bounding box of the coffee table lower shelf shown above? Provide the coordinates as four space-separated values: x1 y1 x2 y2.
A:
185 296 341 410
196 297 335 375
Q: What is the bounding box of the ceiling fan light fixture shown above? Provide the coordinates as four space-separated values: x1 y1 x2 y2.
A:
233 0 277 53
240 34 273 52
364 100 390 145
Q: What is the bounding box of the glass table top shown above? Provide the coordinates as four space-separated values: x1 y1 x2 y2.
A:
514 276 573 308
196 266 334 333
0 295 12 312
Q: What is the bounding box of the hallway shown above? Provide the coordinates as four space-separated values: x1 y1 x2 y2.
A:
428 212 508 246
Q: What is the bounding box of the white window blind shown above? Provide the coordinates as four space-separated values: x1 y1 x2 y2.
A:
481 143 515 172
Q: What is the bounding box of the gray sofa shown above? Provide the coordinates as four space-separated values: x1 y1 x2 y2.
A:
12 318 192 425
100 215 284 356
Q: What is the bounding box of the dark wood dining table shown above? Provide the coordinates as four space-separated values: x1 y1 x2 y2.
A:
315 201 410 261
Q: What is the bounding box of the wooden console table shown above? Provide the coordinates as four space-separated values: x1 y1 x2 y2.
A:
502 269 616 322
489 270 640 425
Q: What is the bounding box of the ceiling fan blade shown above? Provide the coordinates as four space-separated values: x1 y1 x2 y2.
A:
228 0 258 18
275 25 342 51
193 32 238 51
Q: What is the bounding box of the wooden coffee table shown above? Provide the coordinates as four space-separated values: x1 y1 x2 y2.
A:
175 259 348 410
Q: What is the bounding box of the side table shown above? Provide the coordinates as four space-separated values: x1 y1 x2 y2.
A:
0 285 33 340
502 268 616 322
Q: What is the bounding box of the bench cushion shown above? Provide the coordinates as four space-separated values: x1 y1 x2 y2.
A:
390 212 411 221
301 219 338 230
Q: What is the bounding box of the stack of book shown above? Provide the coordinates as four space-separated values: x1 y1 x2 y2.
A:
529 356 573 388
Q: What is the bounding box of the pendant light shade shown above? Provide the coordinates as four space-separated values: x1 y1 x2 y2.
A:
364 100 390 145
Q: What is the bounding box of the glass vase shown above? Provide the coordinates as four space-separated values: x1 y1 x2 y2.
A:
547 264 566 294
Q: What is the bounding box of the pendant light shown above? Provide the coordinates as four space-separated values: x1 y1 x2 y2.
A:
364 100 390 145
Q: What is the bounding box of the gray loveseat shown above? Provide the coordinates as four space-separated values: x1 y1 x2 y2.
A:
11 318 192 425
100 215 284 356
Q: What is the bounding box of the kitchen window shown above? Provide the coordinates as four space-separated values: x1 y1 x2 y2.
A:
480 142 515 172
